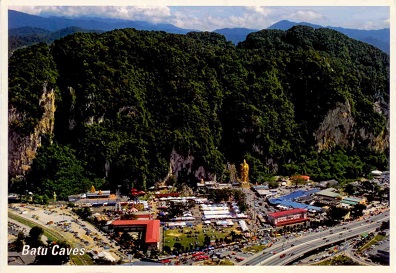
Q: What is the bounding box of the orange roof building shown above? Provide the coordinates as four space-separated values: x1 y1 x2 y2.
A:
111 220 161 247
291 175 310 181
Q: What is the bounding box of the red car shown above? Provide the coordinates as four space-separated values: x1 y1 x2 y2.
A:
195 255 209 261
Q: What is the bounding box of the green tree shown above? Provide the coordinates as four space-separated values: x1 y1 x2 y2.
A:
163 245 171 254
268 181 279 189
26 142 94 200
380 220 389 230
34 241 71 265
204 234 211 246
344 183 356 196
327 207 348 223
27 226 44 247
13 231 25 252
351 204 366 218
9 43 59 136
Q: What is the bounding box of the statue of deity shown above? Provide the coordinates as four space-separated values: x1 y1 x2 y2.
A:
90 185 96 193
241 159 249 183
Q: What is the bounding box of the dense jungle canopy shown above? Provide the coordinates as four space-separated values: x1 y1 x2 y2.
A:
9 26 389 199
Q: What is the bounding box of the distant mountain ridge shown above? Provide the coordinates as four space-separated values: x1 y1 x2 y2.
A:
215 20 389 53
9 10 193 34
9 26 104 52
8 10 390 53
268 20 389 53
213 28 259 44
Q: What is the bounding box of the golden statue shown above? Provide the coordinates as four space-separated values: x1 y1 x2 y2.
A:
90 185 96 193
98 190 102 195
241 159 249 183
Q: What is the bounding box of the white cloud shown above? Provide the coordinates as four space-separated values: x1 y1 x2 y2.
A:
10 6 276 31
170 11 203 30
169 11 235 31
245 6 272 16
170 10 273 31
228 16 250 28
9 6 389 31
10 6 171 23
360 19 390 30
287 10 325 22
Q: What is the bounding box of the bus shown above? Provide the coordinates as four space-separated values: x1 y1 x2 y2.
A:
257 214 266 226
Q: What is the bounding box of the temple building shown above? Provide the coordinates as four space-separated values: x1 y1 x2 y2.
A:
267 208 310 228
110 219 161 251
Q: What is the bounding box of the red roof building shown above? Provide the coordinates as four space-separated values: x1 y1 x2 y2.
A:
130 189 146 196
268 208 306 218
267 208 309 227
111 220 161 245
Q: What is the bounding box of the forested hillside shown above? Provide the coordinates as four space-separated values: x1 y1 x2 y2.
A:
268 20 390 54
8 26 389 199
9 26 104 53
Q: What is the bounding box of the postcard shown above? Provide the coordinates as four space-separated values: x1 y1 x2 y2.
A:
1 1 394 273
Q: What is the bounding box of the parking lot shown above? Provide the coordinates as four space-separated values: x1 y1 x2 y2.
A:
8 204 123 261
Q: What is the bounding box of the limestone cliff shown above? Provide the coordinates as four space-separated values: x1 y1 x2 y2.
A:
315 101 356 151
315 99 389 152
167 149 213 181
8 84 56 179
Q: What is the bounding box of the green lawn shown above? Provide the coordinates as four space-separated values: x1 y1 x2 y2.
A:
218 259 235 265
201 258 235 266
242 245 266 253
316 255 360 265
164 223 240 250
358 234 386 253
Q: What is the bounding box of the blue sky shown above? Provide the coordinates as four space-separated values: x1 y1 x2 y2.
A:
9 6 390 31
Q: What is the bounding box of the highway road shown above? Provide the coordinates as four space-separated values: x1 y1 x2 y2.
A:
241 212 389 266
344 247 377 266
